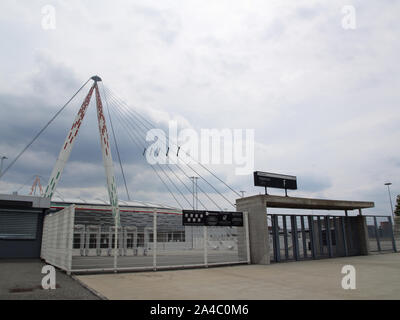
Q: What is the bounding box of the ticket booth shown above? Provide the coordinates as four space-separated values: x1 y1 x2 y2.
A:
0 194 50 259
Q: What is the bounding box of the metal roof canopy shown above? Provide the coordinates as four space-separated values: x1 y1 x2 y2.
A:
237 194 374 211
0 193 50 209
50 200 181 215
50 197 178 210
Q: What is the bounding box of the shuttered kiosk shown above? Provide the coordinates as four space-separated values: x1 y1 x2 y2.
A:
0 194 50 258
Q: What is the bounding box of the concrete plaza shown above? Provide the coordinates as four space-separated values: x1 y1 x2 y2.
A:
76 252 400 300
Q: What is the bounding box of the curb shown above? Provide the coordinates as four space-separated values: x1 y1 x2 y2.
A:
71 275 108 300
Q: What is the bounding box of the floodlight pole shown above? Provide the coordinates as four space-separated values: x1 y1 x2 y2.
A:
385 182 395 223
0 156 7 178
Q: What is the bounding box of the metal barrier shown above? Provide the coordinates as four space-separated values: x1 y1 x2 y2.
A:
366 215 397 253
41 206 250 273
269 214 397 263
40 205 75 273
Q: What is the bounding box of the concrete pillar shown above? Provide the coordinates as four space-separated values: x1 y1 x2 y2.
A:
236 196 270 264
235 213 249 262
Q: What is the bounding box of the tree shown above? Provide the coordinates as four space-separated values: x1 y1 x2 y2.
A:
395 195 400 217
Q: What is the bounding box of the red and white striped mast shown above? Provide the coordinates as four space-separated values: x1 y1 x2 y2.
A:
45 76 120 270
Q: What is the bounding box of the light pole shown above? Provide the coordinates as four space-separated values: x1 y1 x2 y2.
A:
0 156 7 178
384 182 395 223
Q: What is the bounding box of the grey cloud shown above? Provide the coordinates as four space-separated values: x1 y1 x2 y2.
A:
1 1 399 212
297 174 332 192
294 5 323 20
130 4 181 45
262 19 286 41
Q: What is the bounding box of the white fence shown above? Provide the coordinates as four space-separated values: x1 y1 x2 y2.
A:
41 205 75 273
41 206 250 274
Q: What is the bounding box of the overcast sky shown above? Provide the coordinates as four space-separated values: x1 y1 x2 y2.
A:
0 1 399 215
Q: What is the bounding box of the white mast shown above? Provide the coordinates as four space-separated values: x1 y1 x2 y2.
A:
45 75 121 270
44 84 95 198
93 78 120 270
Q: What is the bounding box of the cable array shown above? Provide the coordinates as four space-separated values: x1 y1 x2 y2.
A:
102 85 241 210
0 77 242 211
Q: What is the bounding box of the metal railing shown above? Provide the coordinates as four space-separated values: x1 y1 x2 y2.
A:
365 215 397 253
269 213 397 263
41 206 250 274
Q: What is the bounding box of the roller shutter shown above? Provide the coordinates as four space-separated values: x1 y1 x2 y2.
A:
0 209 40 240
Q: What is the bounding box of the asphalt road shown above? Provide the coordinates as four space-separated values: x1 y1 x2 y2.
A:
0 259 100 300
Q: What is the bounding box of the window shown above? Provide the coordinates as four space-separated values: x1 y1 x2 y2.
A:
137 234 144 247
155 231 185 242
112 234 116 247
73 233 81 249
174 231 185 242
100 234 109 248
126 233 134 248
111 232 122 248
89 234 97 249
157 232 167 243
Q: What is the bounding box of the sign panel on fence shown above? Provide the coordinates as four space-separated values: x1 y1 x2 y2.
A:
182 210 243 227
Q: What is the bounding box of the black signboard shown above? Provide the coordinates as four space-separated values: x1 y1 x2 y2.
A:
182 210 243 227
253 171 297 190
204 212 219 226
182 210 206 226
231 212 245 226
207 212 231 227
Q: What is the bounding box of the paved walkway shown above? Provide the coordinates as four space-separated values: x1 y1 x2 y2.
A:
72 251 241 270
0 259 99 300
77 253 400 300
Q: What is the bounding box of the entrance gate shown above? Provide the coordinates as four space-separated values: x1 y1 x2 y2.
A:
269 214 397 263
41 205 251 274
